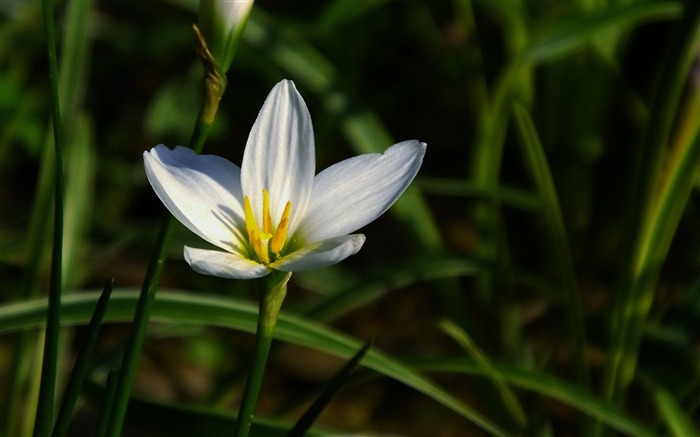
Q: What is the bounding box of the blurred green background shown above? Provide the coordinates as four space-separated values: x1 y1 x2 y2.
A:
1 0 698 436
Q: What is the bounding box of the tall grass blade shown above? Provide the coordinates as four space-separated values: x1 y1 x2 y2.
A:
51 279 113 437
603 0 700 412
440 320 527 430
33 0 65 434
512 102 588 387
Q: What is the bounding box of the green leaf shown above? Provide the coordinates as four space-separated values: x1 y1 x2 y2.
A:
0 290 508 437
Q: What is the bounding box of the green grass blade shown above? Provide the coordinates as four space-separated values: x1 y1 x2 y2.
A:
528 1 682 62
512 102 588 387
303 256 562 322
1 291 508 437
81 381 325 437
51 279 113 437
417 358 655 437
34 0 65 435
641 375 700 437
94 369 117 437
603 0 700 410
439 320 527 430
287 341 372 437
416 177 540 210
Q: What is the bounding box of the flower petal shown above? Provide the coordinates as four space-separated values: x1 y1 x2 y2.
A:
272 234 366 272
241 80 314 235
144 145 246 251
184 246 271 279
297 140 426 242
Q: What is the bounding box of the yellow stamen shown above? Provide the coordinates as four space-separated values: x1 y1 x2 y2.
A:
242 191 293 264
244 195 271 263
271 201 292 255
262 189 272 234
243 195 257 242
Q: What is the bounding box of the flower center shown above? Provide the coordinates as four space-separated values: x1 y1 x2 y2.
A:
243 189 292 264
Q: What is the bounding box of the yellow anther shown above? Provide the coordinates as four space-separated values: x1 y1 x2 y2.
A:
244 195 271 263
271 201 292 255
243 191 292 263
243 195 257 243
262 189 272 234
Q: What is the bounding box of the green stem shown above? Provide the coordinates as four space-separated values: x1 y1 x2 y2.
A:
105 217 174 437
34 0 65 435
234 272 291 437
105 24 233 436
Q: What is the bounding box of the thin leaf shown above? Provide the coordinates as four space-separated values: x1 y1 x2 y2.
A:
512 102 588 387
603 0 700 411
642 376 700 437
34 0 66 434
0 291 508 437
439 320 527 430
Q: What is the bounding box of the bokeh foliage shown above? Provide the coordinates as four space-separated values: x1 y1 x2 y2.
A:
1 0 698 435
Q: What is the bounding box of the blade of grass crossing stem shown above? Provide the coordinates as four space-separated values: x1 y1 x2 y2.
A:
419 359 655 437
439 320 527 430
512 102 588 388
287 341 372 437
51 279 114 437
34 0 65 436
602 0 700 413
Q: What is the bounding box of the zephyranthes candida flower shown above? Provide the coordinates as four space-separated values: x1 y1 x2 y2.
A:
144 80 425 279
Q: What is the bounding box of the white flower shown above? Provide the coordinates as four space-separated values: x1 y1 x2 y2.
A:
198 0 254 72
144 80 426 279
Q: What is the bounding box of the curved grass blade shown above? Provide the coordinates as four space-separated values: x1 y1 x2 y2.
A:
512 102 588 388
304 256 561 323
415 358 655 437
0 291 508 437
439 320 527 430
527 1 682 62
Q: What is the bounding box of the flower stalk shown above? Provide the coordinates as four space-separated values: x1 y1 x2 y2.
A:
107 10 251 435
234 271 291 437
